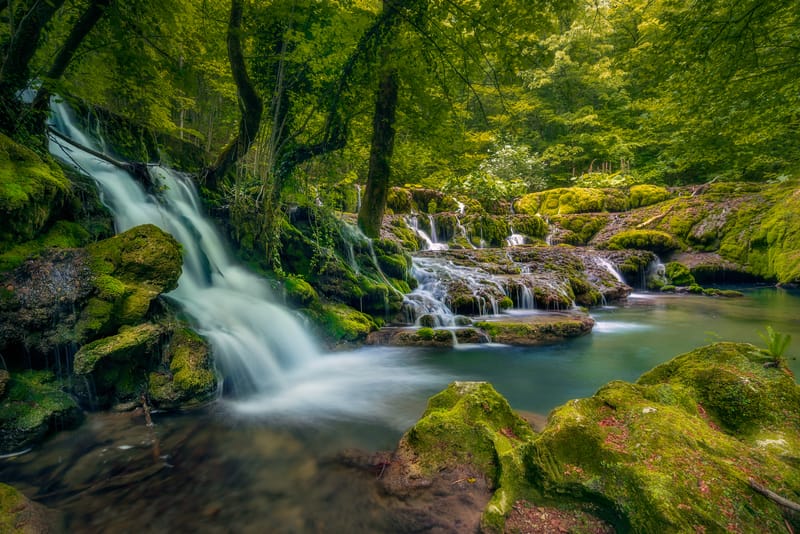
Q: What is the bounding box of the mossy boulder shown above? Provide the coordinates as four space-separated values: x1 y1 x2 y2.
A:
528 342 800 533
628 184 671 208
0 370 82 454
474 314 595 346
282 275 318 308
365 327 487 347
0 483 60 533
73 322 166 406
314 302 376 343
515 187 629 217
551 213 610 245
606 229 682 254
148 327 217 409
664 261 696 286
0 134 71 252
386 381 538 531
78 224 182 339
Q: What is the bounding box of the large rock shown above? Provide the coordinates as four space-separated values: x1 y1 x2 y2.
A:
394 343 800 532
148 327 218 409
0 224 182 359
474 312 594 346
381 381 538 532
0 370 83 454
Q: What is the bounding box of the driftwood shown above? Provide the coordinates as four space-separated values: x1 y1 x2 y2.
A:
636 204 674 229
749 478 800 513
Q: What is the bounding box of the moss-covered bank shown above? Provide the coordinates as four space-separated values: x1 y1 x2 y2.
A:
389 342 800 532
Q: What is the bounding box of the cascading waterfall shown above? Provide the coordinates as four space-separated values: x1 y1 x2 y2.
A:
406 215 448 251
48 100 440 426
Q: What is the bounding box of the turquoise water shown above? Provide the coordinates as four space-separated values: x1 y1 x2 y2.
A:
1 287 798 532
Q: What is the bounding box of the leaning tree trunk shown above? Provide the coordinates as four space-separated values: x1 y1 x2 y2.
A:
28 0 113 133
0 0 67 134
201 0 263 190
358 68 399 238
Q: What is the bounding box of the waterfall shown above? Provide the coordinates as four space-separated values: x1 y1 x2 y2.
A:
506 225 526 247
355 183 362 212
406 215 448 251
47 100 440 425
595 257 625 284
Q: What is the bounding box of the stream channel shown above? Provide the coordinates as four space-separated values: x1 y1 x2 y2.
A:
1 103 798 532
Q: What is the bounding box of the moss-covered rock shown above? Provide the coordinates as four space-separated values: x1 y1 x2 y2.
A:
0 134 71 252
282 275 318 308
77 224 182 339
73 322 166 406
149 327 217 409
516 188 629 216
0 370 82 454
0 483 60 533
606 229 682 254
474 314 595 346
664 261 695 286
529 342 800 533
628 184 671 208
386 381 538 532
551 213 610 245
314 302 376 343
365 327 487 347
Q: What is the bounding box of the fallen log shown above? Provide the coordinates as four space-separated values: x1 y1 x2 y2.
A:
749 478 800 513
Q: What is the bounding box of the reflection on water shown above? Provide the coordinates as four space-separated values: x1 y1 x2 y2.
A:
2 287 799 531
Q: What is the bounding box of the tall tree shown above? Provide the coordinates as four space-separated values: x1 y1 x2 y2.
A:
202 0 263 190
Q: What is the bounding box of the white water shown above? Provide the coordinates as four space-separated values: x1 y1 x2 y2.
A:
48 101 441 426
407 215 448 251
594 257 625 284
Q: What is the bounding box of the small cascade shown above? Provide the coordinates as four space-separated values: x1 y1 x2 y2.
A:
647 259 667 289
595 257 625 284
456 200 465 215
406 215 448 251
355 184 362 212
506 225 526 247
428 214 439 243
544 217 555 246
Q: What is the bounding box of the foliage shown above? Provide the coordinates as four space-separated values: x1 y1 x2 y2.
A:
759 326 792 360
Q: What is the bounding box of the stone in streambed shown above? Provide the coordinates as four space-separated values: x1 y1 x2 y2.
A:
474 313 595 346
0 482 62 533
148 327 217 409
365 327 488 347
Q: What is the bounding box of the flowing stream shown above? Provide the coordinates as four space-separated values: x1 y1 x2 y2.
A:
1 103 798 532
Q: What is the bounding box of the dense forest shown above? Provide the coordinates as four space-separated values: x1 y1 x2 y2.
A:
1 1 800 532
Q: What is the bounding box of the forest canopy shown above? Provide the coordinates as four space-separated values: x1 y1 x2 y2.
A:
2 0 798 232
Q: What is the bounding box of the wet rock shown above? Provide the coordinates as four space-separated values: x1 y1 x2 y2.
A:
148 327 217 409
0 369 9 398
0 483 62 533
0 370 83 454
474 312 595 346
365 327 488 347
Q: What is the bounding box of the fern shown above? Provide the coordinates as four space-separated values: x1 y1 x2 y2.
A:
759 326 792 359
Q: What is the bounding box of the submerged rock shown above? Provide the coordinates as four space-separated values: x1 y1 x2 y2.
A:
474 313 594 346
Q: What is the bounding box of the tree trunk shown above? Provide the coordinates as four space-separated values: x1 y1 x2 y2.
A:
28 0 112 132
358 68 399 238
0 0 66 134
201 0 263 190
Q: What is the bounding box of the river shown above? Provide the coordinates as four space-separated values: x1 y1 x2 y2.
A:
1 288 798 532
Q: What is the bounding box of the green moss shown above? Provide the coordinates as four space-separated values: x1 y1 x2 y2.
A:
552 213 610 245
0 370 82 453
283 275 318 308
316 303 376 342
465 214 509 247
664 262 695 286
0 134 71 251
87 224 182 290
94 274 126 300
628 185 671 208
606 229 682 254
400 382 538 530
0 220 91 272
168 328 216 404
74 323 164 375
417 327 435 340
510 214 548 240
387 187 414 213
515 188 629 217
475 316 594 346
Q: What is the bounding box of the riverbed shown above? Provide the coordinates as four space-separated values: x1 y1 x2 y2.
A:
2 287 798 532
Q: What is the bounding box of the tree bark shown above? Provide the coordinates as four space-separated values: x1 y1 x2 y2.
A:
358 68 399 238
27 0 112 132
0 0 67 134
201 0 263 190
